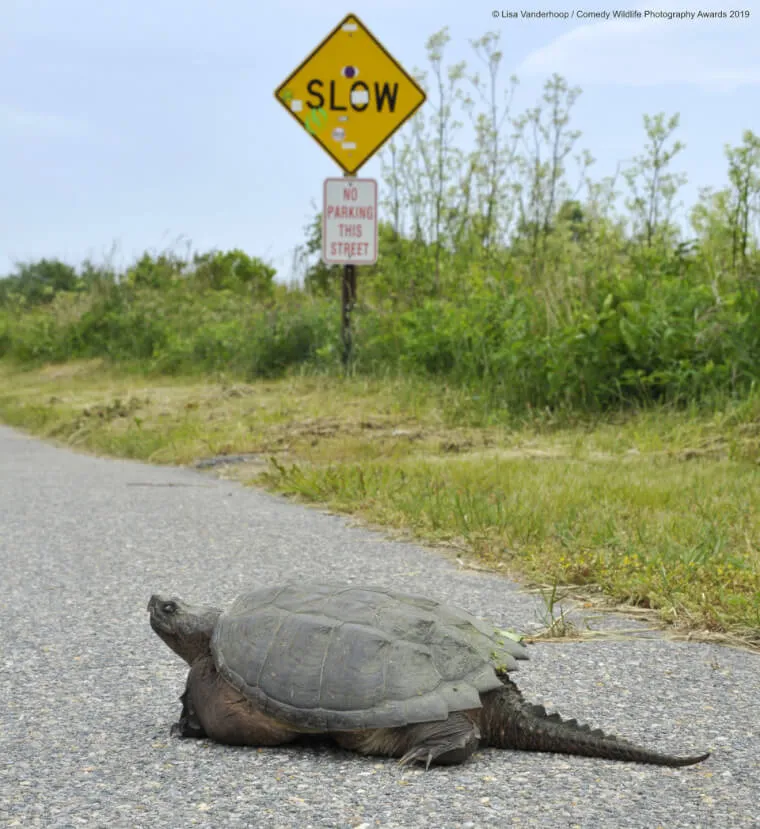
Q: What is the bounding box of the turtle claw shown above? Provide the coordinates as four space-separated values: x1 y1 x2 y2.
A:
398 747 435 769
398 716 481 768
171 689 206 739
171 715 205 739
399 740 472 769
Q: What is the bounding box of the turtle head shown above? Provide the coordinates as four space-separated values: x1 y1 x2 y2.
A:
148 594 222 666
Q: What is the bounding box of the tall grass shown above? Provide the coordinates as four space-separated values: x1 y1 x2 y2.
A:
1 250 759 415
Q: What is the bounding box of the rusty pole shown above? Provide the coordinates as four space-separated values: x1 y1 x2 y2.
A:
341 171 357 369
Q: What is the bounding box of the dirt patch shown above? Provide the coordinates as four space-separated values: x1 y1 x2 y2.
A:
38 359 104 380
81 396 147 421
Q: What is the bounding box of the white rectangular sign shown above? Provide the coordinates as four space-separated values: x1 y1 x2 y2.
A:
322 177 378 265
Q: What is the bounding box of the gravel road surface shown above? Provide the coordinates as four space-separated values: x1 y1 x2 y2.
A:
1 424 758 828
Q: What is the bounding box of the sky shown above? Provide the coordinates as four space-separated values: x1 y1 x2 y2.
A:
1 0 758 280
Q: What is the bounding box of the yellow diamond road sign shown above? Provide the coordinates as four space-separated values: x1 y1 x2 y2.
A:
275 13 426 175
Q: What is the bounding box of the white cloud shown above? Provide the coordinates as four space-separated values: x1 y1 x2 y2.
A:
517 0 760 89
0 106 92 139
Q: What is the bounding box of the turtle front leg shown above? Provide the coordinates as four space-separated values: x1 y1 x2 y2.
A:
174 654 305 747
170 684 206 739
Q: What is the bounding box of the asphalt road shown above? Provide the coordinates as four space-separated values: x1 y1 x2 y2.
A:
1 423 758 828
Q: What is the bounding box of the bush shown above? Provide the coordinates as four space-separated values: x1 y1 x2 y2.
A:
2 248 760 413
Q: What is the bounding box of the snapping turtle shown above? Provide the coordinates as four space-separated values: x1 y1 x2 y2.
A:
148 583 709 768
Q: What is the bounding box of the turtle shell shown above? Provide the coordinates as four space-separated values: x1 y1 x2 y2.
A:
211 583 528 731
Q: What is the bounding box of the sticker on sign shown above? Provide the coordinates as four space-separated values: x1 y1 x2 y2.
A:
322 178 378 265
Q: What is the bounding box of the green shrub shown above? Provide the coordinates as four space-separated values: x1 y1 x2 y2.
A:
2 248 760 413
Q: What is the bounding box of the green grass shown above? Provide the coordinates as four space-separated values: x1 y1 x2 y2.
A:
263 454 760 636
1 358 758 645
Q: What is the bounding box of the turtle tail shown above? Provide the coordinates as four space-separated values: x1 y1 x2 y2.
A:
480 676 710 768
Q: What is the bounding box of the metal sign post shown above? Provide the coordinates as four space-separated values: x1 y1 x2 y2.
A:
342 260 356 368
274 13 426 367
342 173 357 368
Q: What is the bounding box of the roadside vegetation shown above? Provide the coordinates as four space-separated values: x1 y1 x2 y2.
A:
1 29 759 645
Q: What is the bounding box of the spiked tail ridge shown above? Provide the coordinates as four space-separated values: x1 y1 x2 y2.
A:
481 677 710 768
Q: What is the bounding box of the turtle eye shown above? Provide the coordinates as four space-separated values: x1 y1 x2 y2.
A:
162 601 177 614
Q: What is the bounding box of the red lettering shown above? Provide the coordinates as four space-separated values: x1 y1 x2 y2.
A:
327 241 370 258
